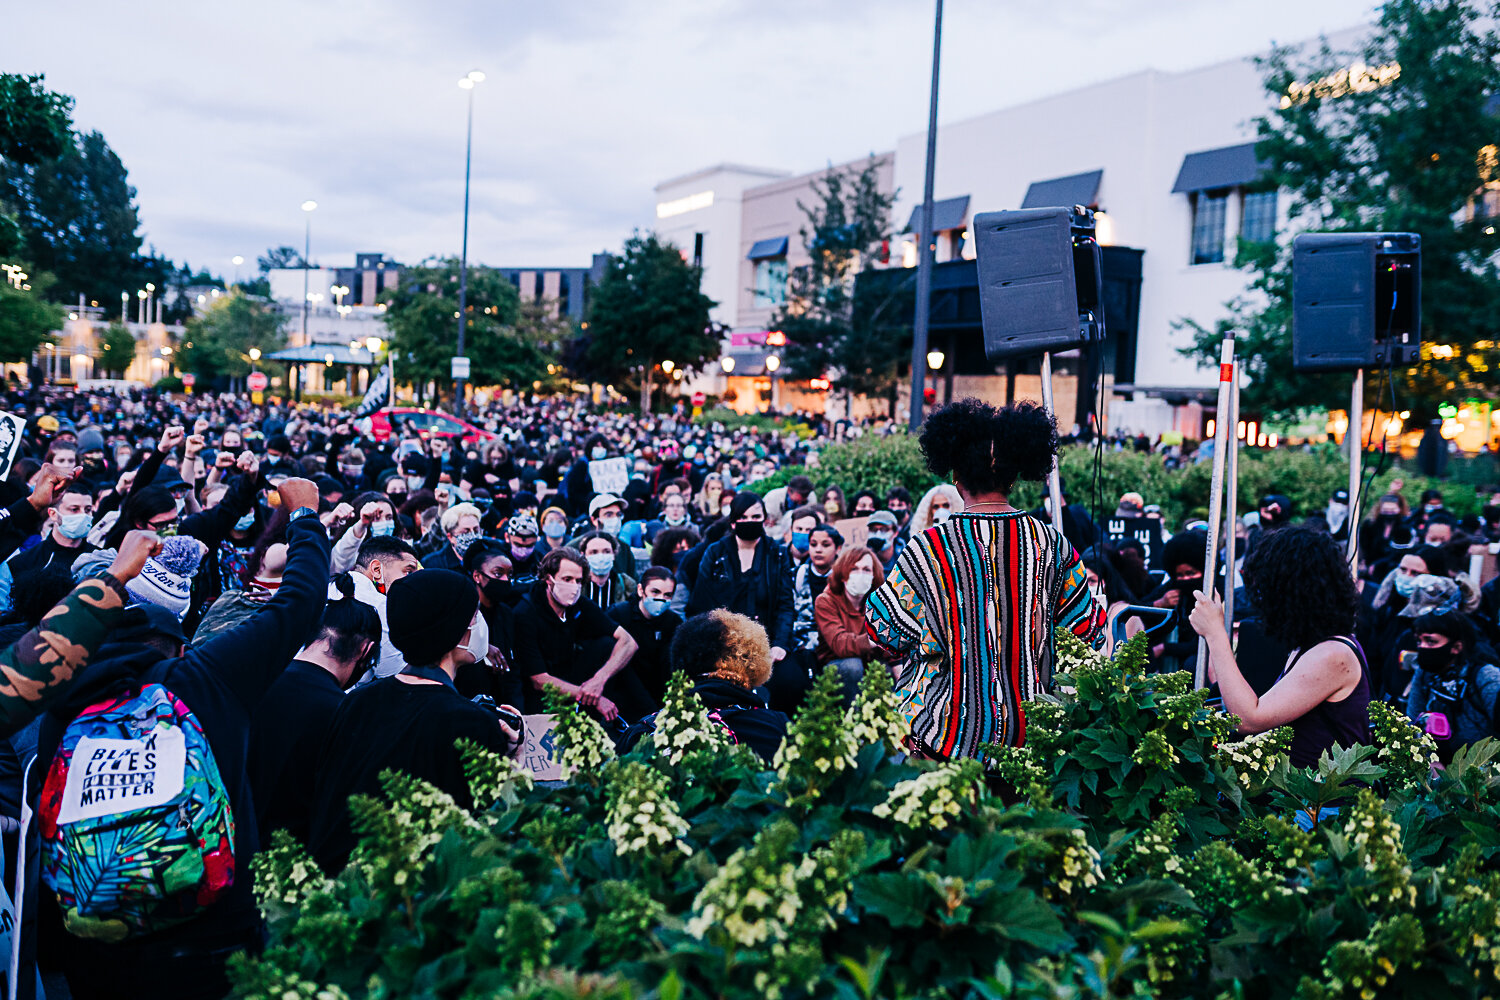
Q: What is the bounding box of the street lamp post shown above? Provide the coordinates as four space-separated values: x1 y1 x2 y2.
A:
232 255 244 289
301 201 317 347
454 69 485 416
907 0 944 428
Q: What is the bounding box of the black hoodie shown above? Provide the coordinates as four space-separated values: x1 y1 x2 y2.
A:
32 515 331 975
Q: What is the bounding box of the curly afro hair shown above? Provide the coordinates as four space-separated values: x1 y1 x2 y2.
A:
670 609 772 689
1242 525 1359 651
919 398 1058 496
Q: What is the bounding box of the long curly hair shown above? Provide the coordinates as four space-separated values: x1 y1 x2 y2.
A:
919 398 1058 496
1242 525 1359 651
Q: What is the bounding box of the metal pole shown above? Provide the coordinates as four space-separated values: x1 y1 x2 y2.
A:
1039 351 1065 533
302 216 311 348
1195 331 1237 689
907 0 943 428
454 84 475 416
389 350 398 410
1221 370 1240 632
1346 369 1364 578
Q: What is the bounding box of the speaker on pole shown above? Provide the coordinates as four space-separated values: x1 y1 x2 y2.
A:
972 206 1105 361
1292 232 1420 372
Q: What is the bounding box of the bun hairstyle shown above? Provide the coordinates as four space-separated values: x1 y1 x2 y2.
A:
919 398 1059 496
318 572 383 664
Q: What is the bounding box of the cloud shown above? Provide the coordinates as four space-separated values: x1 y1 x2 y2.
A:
9 0 1376 275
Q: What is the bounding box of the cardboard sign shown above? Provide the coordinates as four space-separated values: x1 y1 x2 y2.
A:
521 714 565 781
0 412 24 481
56 727 186 824
588 456 630 497
1104 515 1164 570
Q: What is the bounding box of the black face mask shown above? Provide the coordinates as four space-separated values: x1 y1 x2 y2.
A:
1378 512 1399 524
1416 644 1458 673
482 577 511 605
733 521 765 542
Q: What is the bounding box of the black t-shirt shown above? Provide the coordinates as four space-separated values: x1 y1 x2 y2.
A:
607 600 683 701
247 660 345 845
308 676 510 872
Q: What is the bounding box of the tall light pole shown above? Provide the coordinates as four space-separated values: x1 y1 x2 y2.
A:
301 200 317 347
454 69 485 415
907 0 943 428
231 255 244 289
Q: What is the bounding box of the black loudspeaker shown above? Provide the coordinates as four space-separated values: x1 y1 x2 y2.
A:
1292 232 1421 372
973 206 1105 361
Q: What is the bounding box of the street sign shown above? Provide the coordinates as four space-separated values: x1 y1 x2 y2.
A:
451 356 471 380
181 374 196 388
691 391 706 407
246 372 268 392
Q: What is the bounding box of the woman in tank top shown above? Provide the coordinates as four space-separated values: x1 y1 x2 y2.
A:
1189 525 1369 769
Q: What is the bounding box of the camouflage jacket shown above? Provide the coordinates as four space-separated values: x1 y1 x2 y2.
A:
0 572 130 737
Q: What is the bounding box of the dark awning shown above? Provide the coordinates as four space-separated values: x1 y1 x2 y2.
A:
1172 142 1265 193
1020 170 1102 209
746 236 789 260
904 195 970 235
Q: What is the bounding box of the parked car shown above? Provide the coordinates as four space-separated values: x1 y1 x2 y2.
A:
356 407 494 445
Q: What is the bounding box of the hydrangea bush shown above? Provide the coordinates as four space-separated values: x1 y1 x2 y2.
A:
234 634 1500 999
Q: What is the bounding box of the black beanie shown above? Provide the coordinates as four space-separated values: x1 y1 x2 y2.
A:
385 569 478 666
1161 529 1207 574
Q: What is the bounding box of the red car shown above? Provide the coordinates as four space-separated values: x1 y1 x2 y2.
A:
357 407 495 445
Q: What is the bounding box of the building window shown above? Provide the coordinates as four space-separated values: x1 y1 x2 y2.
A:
1191 189 1229 265
753 257 787 307
1241 190 1277 243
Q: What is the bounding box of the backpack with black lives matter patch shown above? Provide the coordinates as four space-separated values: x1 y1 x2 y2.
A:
36 682 235 942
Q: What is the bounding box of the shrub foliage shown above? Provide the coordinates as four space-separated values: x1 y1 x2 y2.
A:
235 636 1500 999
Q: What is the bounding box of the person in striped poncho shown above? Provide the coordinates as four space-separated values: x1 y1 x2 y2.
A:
864 399 1105 760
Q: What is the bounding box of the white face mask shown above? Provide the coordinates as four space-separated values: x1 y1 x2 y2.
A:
464 610 489 664
552 579 582 607
846 571 874 597
932 508 952 523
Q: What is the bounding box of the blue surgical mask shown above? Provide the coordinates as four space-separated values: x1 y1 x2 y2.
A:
868 531 892 546
642 596 669 618
406 475 425 491
590 446 607 460
233 511 256 532
791 531 810 551
1394 573 1419 597
601 515 621 536
586 552 615 576
57 512 93 540
543 521 567 539
371 519 396 537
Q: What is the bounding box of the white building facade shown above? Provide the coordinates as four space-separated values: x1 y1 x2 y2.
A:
651 27 1366 433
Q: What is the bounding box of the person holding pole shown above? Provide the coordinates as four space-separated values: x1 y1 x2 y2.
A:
1188 525 1370 787
863 398 1105 760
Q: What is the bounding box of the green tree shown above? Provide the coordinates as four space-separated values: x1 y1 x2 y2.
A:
584 232 718 413
381 259 542 403
97 321 137 377
0 74 74 258
257 245 303 272
0 130 145 304
0 269 60 362
776 157 902 403
1185 0 1500 418
178 292 285 383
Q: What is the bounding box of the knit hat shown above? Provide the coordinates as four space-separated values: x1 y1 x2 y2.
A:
76 426 105 455
386 569 478 666
506 513 539 538
125 536 205 620
1397 574 1460 618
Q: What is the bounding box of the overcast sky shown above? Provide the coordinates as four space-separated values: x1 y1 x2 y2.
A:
8 0 1376 277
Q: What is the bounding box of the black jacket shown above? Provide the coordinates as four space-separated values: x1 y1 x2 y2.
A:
33 515 331 961
622 677 787 763
512 580 619 686
681 533 794 651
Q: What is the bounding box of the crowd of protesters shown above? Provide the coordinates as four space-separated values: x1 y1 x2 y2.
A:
0 382 1492 997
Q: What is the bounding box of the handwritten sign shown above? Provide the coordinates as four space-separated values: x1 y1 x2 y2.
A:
1104 516 1164 570
57 727 186 824
521 714 565 781
588 457 630 498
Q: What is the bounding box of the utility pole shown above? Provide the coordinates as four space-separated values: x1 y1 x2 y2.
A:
907 0 943 428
